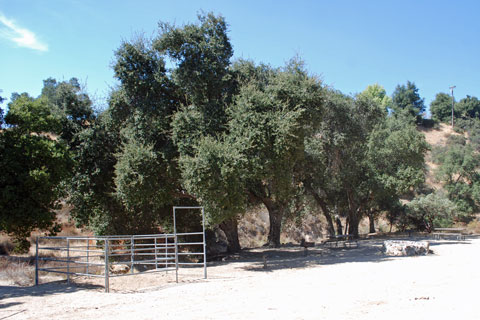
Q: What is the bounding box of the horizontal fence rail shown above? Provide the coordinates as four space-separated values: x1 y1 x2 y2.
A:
35 232 207 292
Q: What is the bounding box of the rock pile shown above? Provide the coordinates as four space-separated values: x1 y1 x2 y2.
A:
383 240 430 256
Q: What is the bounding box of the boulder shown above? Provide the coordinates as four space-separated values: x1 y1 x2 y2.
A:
109 264 130 274
383 240 430 256
206 228 228 257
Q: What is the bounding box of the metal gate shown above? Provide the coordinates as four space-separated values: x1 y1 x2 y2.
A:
35 206 207 292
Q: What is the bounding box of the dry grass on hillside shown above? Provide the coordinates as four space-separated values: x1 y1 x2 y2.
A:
420 123 465 191
419 123 459 146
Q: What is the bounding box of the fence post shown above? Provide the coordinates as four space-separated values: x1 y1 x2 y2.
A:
202 207 207 279
154 236 158 270
67 238 70 285
104 240 109 293
175 235 178 283
131 236 135 274
35 237 39 286
174 208 178 283
173 207 178 283
164 234 168 270
86 238 90 277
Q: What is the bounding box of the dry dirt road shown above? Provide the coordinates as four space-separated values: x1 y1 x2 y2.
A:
1 236 479 320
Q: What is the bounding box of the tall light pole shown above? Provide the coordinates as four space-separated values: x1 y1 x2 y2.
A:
450 85 456 128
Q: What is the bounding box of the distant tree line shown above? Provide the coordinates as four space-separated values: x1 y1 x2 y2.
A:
4 13 474 252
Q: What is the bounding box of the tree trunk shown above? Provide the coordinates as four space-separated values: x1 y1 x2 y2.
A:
316 200 336 237
305 184 335 236
348 214 359 237
368 214 376 233
219 217 241 253
335 215 343 236
346 189 360 237
263 199 284 247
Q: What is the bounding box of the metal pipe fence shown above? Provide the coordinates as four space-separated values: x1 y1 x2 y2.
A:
35 232 206 292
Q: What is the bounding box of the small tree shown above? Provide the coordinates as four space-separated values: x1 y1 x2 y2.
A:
405 192 457 232
430 92 454 123
391 81 425 123
455 95 480 119
0 95 70 251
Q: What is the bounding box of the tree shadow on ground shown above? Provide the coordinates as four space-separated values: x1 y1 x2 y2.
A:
213 235 477 273
0 301 22 309
0 280 103 300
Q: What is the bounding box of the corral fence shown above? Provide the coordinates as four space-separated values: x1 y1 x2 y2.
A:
35 206 207 292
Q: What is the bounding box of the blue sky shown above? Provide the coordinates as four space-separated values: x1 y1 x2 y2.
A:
1 0 479 115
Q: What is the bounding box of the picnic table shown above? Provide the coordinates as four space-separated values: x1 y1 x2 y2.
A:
432 228 466 241
323 234 358 248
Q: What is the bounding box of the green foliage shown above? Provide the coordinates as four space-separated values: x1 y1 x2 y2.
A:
455 95 480 119
69 30 182 236
405 192 457 232
231 59 324 246
176 56 325 246
431 92 480 124
367 116 429 195
172 106 206 155
114 132 174 213
113 37 175 116
228 60 314 190
430 92 453 123
301 89 356 234
5 95 61 134
68 113 121 234
40 78 95 146
433 128 480 221
356 83 391 112
155 12 234 134
180 136 246 225
391 81 425 123
303 83 428 236
465 120 480 151
0 96 70 251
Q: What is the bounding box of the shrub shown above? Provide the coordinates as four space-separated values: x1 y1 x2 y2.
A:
404 192 457 232
0 238 14 255
421 118 435 128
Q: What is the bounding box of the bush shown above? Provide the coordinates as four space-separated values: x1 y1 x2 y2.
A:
421 118 435 128
12 238 31 254
404 192 457 232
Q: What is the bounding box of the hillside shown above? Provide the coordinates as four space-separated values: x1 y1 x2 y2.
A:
420 123 461 191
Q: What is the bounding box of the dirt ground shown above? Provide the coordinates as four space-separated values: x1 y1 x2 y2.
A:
1 235 479 320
